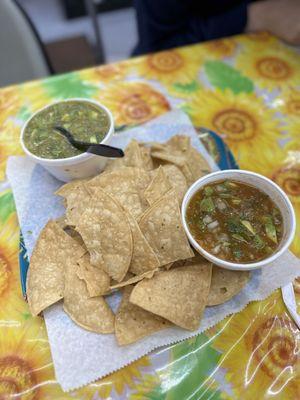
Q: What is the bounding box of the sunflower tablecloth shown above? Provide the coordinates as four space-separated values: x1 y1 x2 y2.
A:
0 32 300 400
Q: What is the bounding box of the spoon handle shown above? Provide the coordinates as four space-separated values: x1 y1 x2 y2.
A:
87 143 124 158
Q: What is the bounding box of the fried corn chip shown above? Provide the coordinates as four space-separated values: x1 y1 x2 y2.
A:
64 258 114 334
110 269 157 290
56 180 91 226
115 286 170 345
139 190 194 265
105 140 153 172
144 166 172 206
130 256 212 330
87 167 150 218
76 253 110 297
27 221 85 316
207 266 250 306
126 212 160 275
161 164 188 204
76 187 133 282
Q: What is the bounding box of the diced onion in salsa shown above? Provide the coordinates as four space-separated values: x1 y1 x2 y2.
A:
186 179 283 263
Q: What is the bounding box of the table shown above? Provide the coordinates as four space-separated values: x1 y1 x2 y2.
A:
0 32 299 400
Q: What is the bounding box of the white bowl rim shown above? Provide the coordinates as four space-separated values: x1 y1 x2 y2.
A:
181 169 296 270
20 98 114 165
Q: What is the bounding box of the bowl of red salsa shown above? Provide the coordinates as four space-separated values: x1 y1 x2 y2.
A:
182 170 296 270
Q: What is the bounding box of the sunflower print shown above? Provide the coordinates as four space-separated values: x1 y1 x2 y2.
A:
19 82 51 115
0 86 21 127
0 321 72 400
234 31 278 49
96 81 170 127
210 291 300 400
74 356 151 399
0 120 23 181
293 277 300 314
273 88 300 120
271 160 300 256
0 209 28 321
236 44 300 90
201 38 237 59
185 89 285 176
79 61 128 85
135 46 204 85
129 374 162 399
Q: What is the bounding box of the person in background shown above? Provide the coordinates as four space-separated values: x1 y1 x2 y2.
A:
133 0 300 55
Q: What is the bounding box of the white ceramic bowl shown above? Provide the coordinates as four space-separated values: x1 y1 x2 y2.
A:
182 169 296 271
20 98 114 182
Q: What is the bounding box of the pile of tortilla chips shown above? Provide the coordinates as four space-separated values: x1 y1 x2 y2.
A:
27 136 250 345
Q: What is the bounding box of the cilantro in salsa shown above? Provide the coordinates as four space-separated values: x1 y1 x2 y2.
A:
23 101 110 159
186 180 283 263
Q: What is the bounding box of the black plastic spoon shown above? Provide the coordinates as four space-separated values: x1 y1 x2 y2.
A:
54 126 124 158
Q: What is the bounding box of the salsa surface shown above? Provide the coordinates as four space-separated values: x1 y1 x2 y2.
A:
23 101 110 159
186 179 283 263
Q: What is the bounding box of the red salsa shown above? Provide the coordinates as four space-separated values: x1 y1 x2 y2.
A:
186 180 283 263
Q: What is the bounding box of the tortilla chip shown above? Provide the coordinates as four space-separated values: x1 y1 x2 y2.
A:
130 255 212 330
87 167 150 219
151 150 194 185
115 286 170 345
76 187 133 282
105 140 153 172
63 258 114 333
63 226 86 247
56 181 91 226
144 166 172 206
167 135 190 152
140 146 154 171
139 190 194 265
151 136 211 184
187 146 211 180
126 212 160 275
151 150 186 168
110 269 157 290
162 164 188 204
27 221 85 316
55 179 86 197
76 253 110 297
167 135 211 181
124 139 145 168
207 266 250 306
55 215 67 228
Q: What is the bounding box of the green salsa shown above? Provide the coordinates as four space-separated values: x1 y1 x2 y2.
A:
23 101 110 159
186 180 283 263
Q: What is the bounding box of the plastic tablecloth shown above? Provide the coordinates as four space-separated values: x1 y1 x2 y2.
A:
0 32 299 400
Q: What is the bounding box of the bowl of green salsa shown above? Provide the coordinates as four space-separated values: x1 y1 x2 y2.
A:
20 98 114 182
182 170 296 271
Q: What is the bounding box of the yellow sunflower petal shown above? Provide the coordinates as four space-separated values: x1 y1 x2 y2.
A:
209 291 300 400
271 162 300 256
95 81 170 126
185 89 285 176
273 88 300 120
0 320 71 400
0 120 23 181
234 31 279 49
135 45 204 85
19 82 51 113
0 86 21 127
236 43 300 90
0 212 28 321
79 61 129 85
201 38 237 59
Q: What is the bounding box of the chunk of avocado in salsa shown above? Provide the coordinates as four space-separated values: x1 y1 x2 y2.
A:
23 101 110 159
